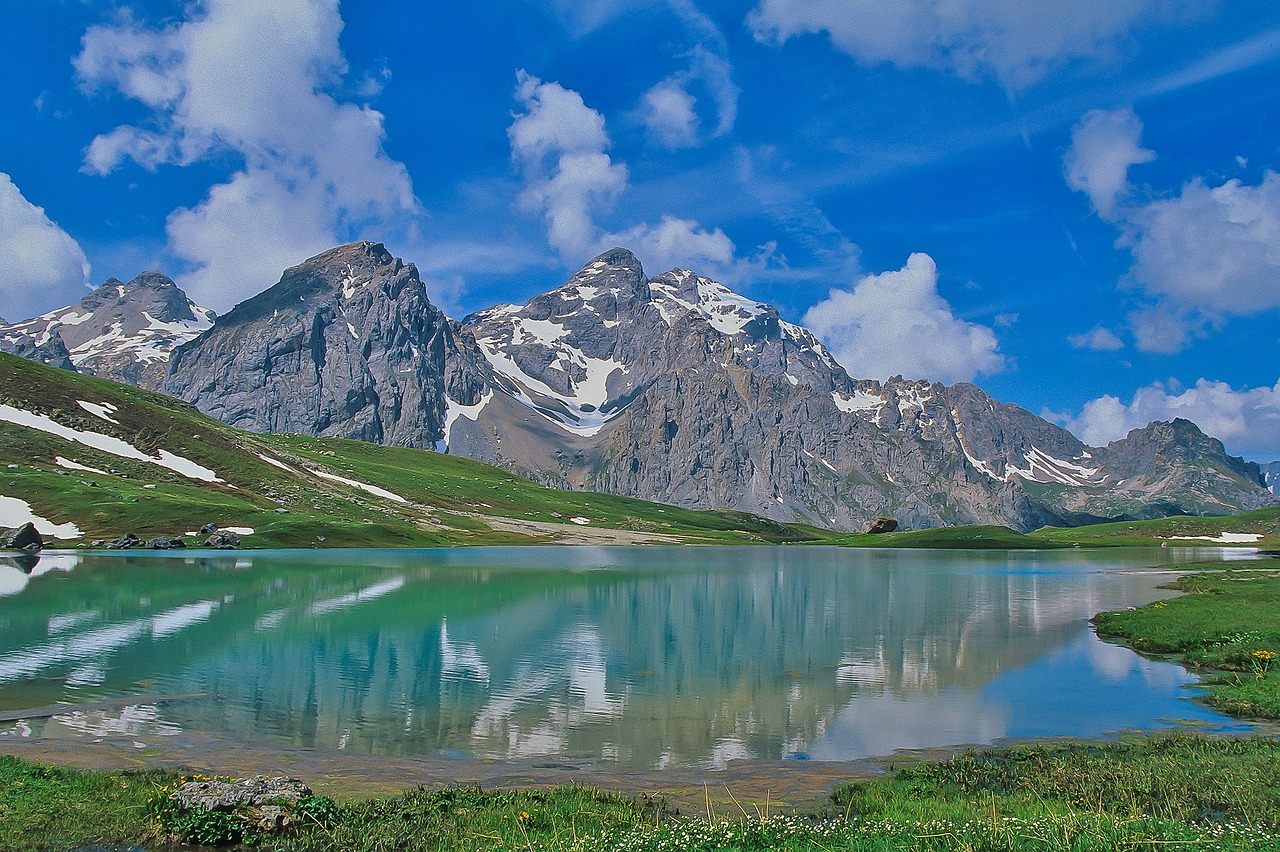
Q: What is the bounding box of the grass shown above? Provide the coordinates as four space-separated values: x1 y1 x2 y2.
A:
6 735 1280 850
1093 565 1280 718
1030 507 1280 549
833 525 1061 549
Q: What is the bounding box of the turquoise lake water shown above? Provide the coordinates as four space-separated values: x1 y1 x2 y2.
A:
0 546 1257 768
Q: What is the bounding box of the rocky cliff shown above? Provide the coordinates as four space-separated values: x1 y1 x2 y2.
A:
164 241 490 448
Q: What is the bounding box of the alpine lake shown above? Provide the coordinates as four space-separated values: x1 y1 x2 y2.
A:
0 545 1264 780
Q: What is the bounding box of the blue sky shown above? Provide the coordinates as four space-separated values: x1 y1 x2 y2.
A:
2 1 1280 459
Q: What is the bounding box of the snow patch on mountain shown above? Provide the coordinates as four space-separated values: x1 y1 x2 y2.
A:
0 403 222 482
442 390 494 449
1006 446 1105 487
649 270 769 334
307 467 408 503
832 390 884 413
76 400 119 424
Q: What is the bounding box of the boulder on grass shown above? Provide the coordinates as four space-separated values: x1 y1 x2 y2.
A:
171 775 312 834
0 523 43 551
205 530 240 549
865 516 898 534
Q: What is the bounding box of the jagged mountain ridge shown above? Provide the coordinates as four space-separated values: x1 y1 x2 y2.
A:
0 271 214 388
8 242 1273 531
445 248 1272 530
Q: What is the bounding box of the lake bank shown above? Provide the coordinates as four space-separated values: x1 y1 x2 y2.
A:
3 549 1280 848
5 733 1280 850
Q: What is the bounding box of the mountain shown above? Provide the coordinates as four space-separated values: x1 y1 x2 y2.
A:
15 241 1266 533
164 241 490 448
0 351 822 548
444 248 1273 530
0 272 214 388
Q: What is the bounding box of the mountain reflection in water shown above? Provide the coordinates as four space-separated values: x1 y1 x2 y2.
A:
0 546 1255 767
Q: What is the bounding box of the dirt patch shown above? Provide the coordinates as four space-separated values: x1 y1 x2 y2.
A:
0 730 913 815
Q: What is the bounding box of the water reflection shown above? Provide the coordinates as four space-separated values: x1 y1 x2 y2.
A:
0 546 1257 767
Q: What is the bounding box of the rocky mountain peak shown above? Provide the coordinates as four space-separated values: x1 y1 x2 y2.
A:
164 241 488 450
0 269 214 388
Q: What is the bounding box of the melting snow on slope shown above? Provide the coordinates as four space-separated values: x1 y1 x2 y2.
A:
256 453 297 473
441 390 494 449
1169 533 1263 544
0 494 81 539
0 404 222 482
307 468 408 503
55 457 109 475
832 390 884 413
77 400 119 424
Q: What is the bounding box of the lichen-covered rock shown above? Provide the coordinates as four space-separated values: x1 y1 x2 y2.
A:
205 530 240 549
172 775 311 811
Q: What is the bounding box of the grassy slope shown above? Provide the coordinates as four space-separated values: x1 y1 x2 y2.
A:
829 510 1280 550
0 353 833 548
1093 565 1280 718
1031 507 1280 548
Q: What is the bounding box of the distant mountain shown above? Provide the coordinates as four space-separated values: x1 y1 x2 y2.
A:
14 241 1268 532
0 272 214 388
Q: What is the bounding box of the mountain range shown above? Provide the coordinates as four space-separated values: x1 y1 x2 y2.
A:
3 241 1273 532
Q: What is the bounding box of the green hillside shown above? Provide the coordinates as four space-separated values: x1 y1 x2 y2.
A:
0 353 833 548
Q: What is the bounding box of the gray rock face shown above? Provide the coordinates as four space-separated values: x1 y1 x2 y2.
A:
0 330 77 372
165 242 490 449
448 249 1275 531
1263 461 1280 497
0 271 214 387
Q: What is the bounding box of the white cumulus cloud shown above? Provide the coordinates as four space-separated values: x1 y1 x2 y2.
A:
0 174 91 322
1065 378 1280 459
802 253 1004 383
75 0 421 312
509 71 629 263
639 80 700 149
1063 108 1154 220
509 72 764 280
1064 107 1280 352
746 0 1206 89
638 46 740 149
1127 173 1280 315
